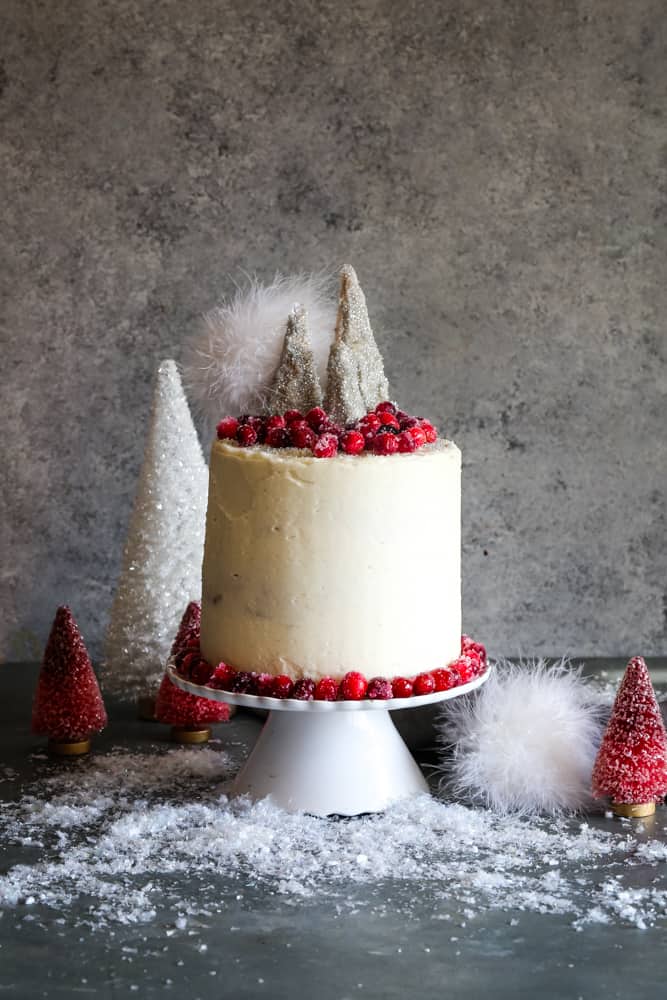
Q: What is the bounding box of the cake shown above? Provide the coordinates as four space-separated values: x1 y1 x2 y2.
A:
178 264 485 700
200 436 461 682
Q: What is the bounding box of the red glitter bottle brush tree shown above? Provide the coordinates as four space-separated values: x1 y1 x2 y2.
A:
32 606 108 756
154 673 230 745
154 601 230 744
592 656 667 818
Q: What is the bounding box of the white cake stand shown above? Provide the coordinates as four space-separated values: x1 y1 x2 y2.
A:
167 664 490 817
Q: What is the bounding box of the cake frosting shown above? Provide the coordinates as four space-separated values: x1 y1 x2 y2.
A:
200 438 461 682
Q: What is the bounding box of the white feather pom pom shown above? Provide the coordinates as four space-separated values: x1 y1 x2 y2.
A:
436 660 605 815
184 273 336 428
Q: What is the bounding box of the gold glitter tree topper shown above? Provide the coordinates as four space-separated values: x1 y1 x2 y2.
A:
269 306 323 414
324 265 389 424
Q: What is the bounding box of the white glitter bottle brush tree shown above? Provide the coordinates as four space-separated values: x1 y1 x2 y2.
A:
103 360 208 706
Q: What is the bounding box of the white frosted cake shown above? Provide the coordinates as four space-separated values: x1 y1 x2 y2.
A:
179 263 485 701
200 437 461 682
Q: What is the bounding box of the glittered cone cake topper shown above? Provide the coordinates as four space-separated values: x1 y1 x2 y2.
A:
592 656 667 817
32 606 107 756
269 306 324 414
324 265 389 425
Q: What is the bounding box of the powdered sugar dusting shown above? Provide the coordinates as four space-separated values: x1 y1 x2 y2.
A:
2 747 666 931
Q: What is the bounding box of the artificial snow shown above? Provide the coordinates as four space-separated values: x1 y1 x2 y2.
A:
1 747 666 932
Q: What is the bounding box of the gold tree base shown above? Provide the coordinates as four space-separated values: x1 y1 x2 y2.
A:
171 726 211 744
49 738 91 757
612 801 656 818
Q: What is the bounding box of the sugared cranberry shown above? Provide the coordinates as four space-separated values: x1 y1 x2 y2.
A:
310 417 340 437
271 675 294 699
397 430 417 453
292 678 316 700
407 426 427 448
266 426 291 448
432 668 457 692
209 662 235 689
462 635 487 669
239 416 266 442
400 417 420 429
240 415 264 432
420 420 437 443
378 411 400 430
448 667 462 687
284 409 303 425
236 424 258 447
372 432 399 456
313 433 339 458
358 413 382 435
396 410 410 424
178 651 200 678
265 414 286 433
413 672 436 696
314 677 339 701
289 421 317 450
339 671 368 700
375 401 397 415
452 656 475 684
216 416 239 440
466 652 483 676
253 672 274 696
231 671 256 693
367 677 393 700
190 658 215 686
358 430 380 448
340 430 365 455
391 677 414 698
305 406 327 429
175 642 199 669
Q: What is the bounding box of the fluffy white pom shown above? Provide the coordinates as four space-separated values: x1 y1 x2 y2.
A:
437 660 605 815
184 273 336 428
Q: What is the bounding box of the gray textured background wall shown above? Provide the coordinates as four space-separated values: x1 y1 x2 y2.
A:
2 0 666 662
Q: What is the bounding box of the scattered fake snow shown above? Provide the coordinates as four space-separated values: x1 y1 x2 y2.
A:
1 746 667 932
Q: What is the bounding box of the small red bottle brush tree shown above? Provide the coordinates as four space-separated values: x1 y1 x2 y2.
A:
592 656 667 817
171 600 201 662
155 601 230 744
138 600 203 722
32 606 108 756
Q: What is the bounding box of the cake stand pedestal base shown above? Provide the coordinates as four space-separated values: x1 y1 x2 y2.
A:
232 707 428 816
167 663 491 818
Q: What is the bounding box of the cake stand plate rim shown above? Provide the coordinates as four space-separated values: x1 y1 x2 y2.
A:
166 662 491 711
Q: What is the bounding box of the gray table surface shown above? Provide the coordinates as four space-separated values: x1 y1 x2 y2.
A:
1 660 666 1000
